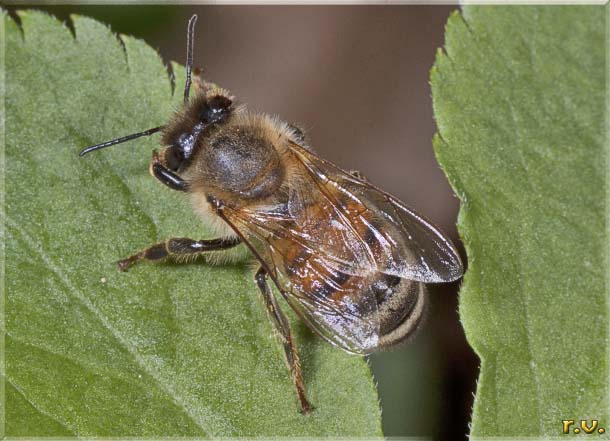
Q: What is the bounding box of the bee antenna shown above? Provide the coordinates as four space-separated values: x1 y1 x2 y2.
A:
183 14 199 104
78 126 164 157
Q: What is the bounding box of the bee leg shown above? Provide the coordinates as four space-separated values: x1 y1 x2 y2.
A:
150 149 189 192
255 266 313 414
117 237 241 271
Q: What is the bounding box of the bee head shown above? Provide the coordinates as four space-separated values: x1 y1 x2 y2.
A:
161 93 234 172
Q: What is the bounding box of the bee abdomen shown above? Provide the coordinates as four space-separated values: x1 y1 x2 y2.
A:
370 274 427 348
281 245 427 350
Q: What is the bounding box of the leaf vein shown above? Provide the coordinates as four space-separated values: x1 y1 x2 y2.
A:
5 374 78 436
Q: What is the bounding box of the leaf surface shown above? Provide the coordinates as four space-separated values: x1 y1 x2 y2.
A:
431 6 608 437
4 10 382 436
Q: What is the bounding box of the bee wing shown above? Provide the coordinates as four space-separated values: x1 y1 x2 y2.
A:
286 141 464 283
282 275 382 354
217 141 461 353
220 202 382 354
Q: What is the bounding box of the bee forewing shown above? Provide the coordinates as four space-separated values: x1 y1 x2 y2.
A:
287 142 464 283
362 191 463 283
217 140 462 354
220 202 382 354
283 275 381 354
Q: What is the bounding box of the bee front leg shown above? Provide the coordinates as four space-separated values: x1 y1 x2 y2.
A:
255 267 313 414
117 237 241 271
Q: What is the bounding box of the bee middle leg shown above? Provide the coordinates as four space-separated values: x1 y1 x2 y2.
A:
118 237 241 271
255 266 312 414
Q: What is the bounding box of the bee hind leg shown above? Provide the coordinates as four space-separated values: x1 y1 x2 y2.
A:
117 236 241 271
255 267 313 414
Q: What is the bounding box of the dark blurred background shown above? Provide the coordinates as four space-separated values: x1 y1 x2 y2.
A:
6 5 478 439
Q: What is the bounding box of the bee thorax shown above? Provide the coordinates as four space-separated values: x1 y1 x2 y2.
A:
193 123 285 201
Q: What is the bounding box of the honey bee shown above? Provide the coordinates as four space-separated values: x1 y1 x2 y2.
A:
80 15 463 414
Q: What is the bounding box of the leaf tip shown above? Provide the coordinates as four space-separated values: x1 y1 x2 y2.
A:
446 8 464 25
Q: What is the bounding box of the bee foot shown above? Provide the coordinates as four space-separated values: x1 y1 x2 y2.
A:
299 402 314 415
117 257 137 272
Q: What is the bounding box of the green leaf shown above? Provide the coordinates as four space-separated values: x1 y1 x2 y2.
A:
4 10 382 436
431 6 608 438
